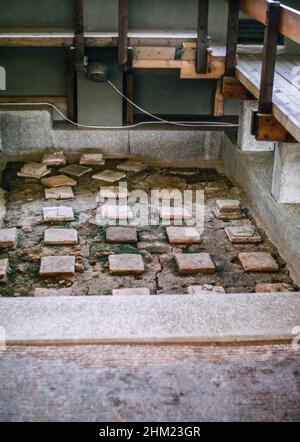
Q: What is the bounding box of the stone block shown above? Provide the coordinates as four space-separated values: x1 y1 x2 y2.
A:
43 207 74 223
45 187 74 200
17 162 50 179
237 100 275 152
34 287 73 297
214 199 243 220
0 258 9 281
175 253 216 274
41 175 77 188
116 161 148 173
79 153 105 166
224 226 262 244
255 283 294 293
271 142 300 203
166 226 201 245
0 227 18 249
112 288 150 296
108 254 144 275
44 228 78 245
106 227 137 244
39 256 76 277
239 252 279 272
59 164 92 177
187 285 225 294
92 170 126 183
42 151 66 166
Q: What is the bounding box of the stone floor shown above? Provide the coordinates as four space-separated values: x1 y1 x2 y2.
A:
0 344 299 422
0 156 297 296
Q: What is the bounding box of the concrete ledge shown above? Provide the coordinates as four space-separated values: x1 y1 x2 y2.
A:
1 293 300 345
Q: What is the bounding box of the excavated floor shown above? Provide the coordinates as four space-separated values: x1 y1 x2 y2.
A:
0 157 297 296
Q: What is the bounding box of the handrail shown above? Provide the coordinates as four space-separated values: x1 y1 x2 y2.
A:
225 0 300 45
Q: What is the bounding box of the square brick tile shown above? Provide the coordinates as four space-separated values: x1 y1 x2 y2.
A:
60 164 92 177
34 287 73 297
239 252 279 272
17 162 50 179
255 283 294 293
106 227 137 244
187 285 225 294
42 151 66 166
44 228 78 245
99 205 133 221
112 288 150 296
225 226 262 244
175 253 216 274
0 227 18 249
45 187 74 200
80 153 105 166
214 199 243 220
41 175 77 188
43 206 74 223
39 256 75 277
92 170 126 183
0 258 9 281
160 206 193 221
166 227 201 245
116 161 148 173
108 254 144 275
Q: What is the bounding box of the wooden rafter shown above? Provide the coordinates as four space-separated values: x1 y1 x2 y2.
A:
74 0 85 72
224 0 300 45
118 0 129 71
196 0 209 73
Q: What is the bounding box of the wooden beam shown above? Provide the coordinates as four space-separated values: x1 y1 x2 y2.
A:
180 56 225 79
258 1 281 115
225 0 240 76
74 0 85 72
197 0 209 73
252 112 296 142
64 47 76 121
118 0 128 71
222 76 254 99
214 80 224 116
124 72 134 124
0 96 67 104
224 0 300 45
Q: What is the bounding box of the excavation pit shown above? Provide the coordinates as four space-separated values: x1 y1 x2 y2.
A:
0 157 297 297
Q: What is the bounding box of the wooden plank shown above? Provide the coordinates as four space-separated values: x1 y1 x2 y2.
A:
252 112 296 142
64 47 76 121
222 76 254 99
133 47 176 61
118 0 128 71
225 0 240 76
133 60 182 69
74 0 85 72
197 0 209 73
225 0 300 45
124 72 134 124
236 56 300 142
214 79 224 116
0 96 67 103
180 57 225 79
258 1 281 115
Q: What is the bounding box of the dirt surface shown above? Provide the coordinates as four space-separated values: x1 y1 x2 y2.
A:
0 159 297 296
0 344 299 422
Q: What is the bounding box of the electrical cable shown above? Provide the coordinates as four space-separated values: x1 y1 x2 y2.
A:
0 79 239 129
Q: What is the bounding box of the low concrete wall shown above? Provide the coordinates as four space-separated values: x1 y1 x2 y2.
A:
0 110 223 161
222 134 300 284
